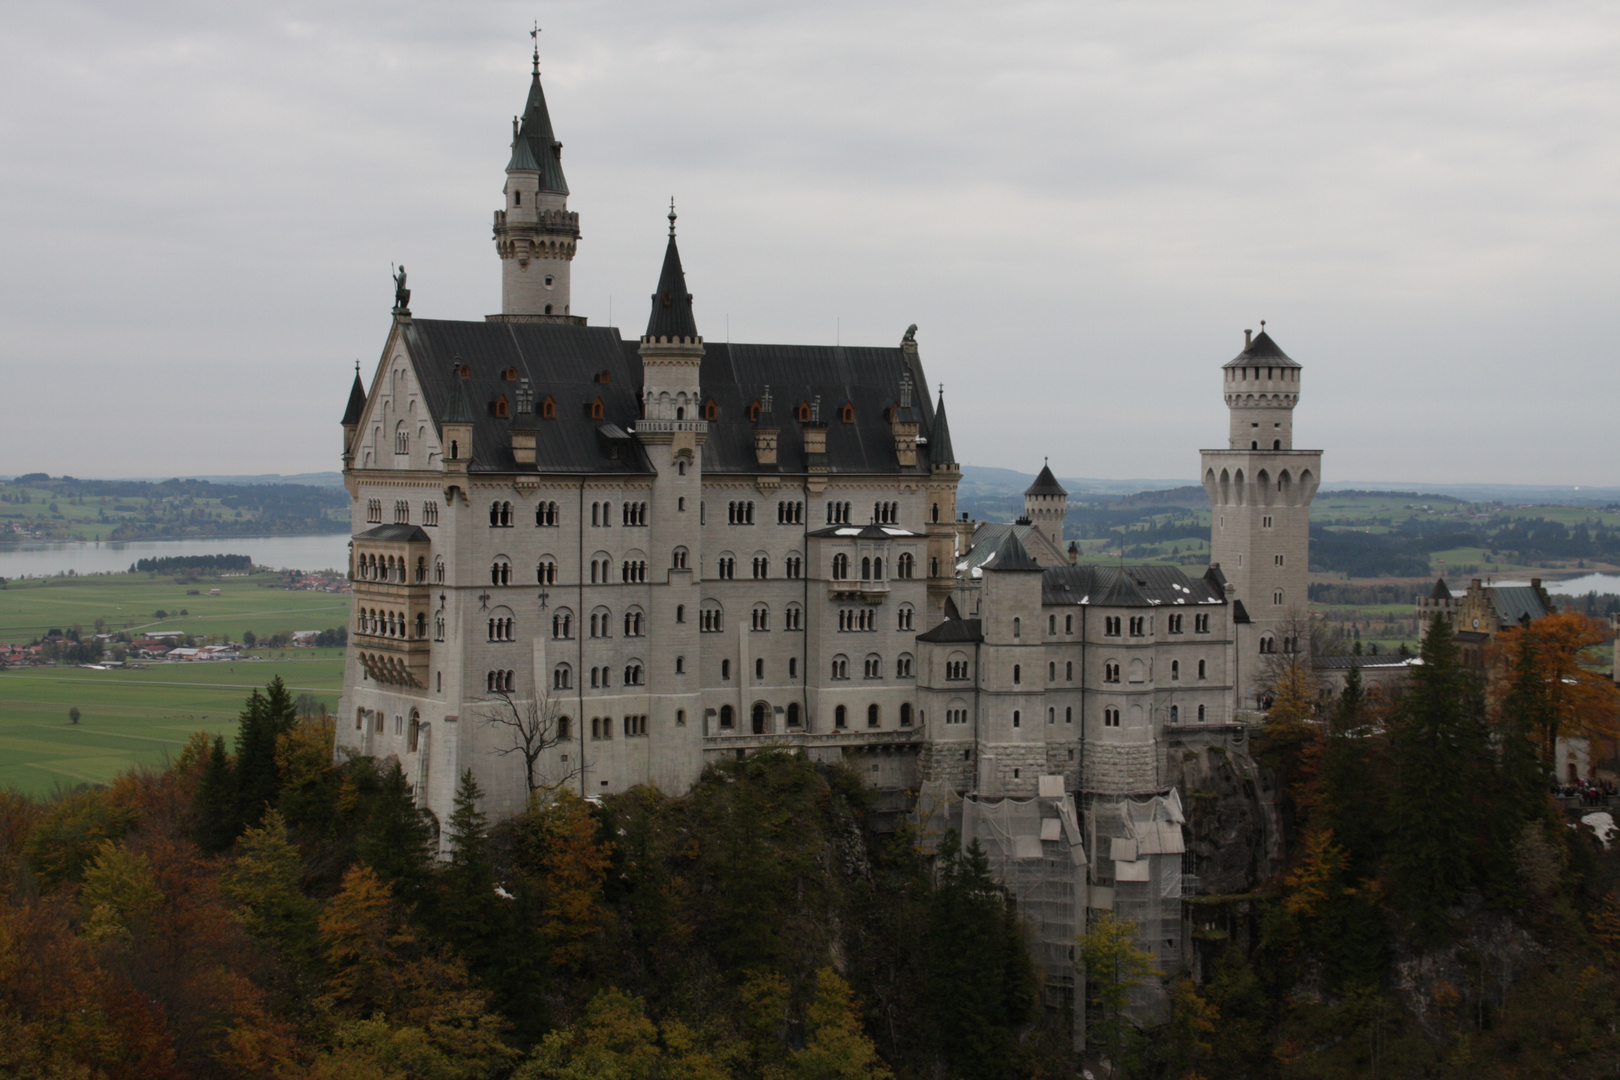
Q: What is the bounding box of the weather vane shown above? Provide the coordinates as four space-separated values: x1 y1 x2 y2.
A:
531 22 541 73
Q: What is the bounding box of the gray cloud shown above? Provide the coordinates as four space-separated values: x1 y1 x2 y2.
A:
1 0 1615 483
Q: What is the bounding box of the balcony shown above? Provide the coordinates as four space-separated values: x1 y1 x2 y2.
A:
828 580 889 602
354 632 431 689
632 419 709 435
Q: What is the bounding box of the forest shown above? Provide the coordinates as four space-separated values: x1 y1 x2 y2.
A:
4 613 1620 1079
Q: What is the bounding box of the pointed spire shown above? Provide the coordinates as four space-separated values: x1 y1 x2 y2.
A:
1025 461 1066 497
982 529 1042 572
930 387 956 468
341 364 367 425
644 206 699 341
442 361 475 424
507 36 568 194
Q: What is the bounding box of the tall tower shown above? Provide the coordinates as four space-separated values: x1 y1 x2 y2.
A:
1201 327 1321 709
1023 461 1067 552
490 42 580 322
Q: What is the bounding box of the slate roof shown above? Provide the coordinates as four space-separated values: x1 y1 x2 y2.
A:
930 391 956 467
393 319 937 476
508 67 569 194
1222 328 1300 369
645 230 698 340
807 523 924 540
1025 463 1067 497
1039 564 1226 608
1486 585 1552 627
960 523 1053 574
916 617 983 644
342 371 367 425
978 529 1043 572
1430 578 1452 601
354 523 431 543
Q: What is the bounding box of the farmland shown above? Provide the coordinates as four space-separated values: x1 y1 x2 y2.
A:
0 474 346 543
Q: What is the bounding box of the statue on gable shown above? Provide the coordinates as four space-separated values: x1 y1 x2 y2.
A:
392 264 412 316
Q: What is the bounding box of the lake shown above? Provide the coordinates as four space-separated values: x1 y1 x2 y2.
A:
0 534 351 579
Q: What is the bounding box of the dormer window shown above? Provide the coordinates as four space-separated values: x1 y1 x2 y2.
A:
541 396 556 419
457 364 471 379
748 400 761 422
598 370 612 384
494 396 509 418
840 402 855 423
589 397 604 420
797 402 812 422
504 367 518 381
703 399 718 421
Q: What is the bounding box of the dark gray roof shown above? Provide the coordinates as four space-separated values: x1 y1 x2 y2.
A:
393 319 936 476
342 371 367 425
916 617 983 644
507 69 568 194
1429 578 1452 601
979 529 1043 572
354 523 430 543
1025 463 1067 497
1231 599 1250 623
645 233 698 341
1038 564 1226 608
931 391 956 467
1486 585 1552 627
807 523 924 540
441 365 476 424
1222 329 1300 369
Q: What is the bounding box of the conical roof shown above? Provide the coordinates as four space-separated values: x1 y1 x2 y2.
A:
1223 328 1299 368
1429 578 1451 601
1025 462 1066 497
644 224 698 341
442 367 475 424
979 529 1042 572
931 391 956 467
341 370 367 425
507 68 569 195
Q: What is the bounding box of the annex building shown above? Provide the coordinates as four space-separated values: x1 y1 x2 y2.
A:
333 49 1322 855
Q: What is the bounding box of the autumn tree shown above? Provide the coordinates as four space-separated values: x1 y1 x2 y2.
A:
1078 911 1158 1079
521 788 615 973
1492 612 1620 774
220 808 320 974
791 967 893 1080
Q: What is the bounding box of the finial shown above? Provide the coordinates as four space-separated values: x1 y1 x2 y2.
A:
1260 319 1266 331
761 385 772 413
668 197 677 238
354 360 360 375
530 23 540 75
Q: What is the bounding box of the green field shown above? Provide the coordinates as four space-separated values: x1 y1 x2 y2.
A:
0 656 344 795
0 570 350 643
0 476 346 543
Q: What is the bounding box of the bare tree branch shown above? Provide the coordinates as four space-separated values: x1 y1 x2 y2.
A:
478 684 586 800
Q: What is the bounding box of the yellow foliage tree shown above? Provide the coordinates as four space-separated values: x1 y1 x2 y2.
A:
1492 612 1620 770
790 967 893 1080
532 789 615 971
80 840 163 942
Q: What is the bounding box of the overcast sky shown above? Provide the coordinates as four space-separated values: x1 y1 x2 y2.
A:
1 0 1615 484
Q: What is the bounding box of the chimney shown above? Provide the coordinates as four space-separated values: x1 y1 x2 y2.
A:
802 393 828 471
1244 329 1252 348
890 372 918 468
753 385 779 467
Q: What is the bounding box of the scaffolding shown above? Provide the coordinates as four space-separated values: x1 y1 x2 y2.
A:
1083 789 1186 1019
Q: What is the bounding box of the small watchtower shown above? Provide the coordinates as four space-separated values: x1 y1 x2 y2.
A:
1024 461 1067 552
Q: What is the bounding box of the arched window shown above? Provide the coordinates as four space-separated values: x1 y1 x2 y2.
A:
553 664 571 690
1048 707 1055 724
896 653 913 677
558 716 571 741
831 654 849 680
494 396 510 418
899 702 913 726
1012 617 1021 638
861 556 871 580
541 396 556 419
721 659 731 680
1012 664 1021 684
897 552 915 579
1104 707 1120 728
1171 660 1180 681
1198 659 1207 679
1012 710 1021 728
1048 661 1056 681
752 702 769 734
867 704 880 728
1066 661 1073 681
408 711 421 751
719 705 735 729
552 609 573 639
1169 705 1180 723
1197 704 1207 721
832 553 849 580
835 705 848 729
787 703 802 727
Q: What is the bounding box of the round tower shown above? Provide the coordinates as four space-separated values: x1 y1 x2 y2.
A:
491 42 580 322
1224 323 1300 450
1023 460 1067 553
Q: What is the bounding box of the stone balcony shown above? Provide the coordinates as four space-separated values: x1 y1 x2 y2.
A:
353 632 431 690
828 581 890 602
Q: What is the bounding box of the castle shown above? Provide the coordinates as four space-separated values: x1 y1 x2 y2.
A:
333 50 1320 840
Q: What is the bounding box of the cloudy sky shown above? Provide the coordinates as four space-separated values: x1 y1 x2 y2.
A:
1 0 1615 484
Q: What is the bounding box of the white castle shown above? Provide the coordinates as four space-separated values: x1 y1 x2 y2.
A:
333 50 1321 846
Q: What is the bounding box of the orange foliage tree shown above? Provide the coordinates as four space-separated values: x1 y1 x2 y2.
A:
1491 612 1620 771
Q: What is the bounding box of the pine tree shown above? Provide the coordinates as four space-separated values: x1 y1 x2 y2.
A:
193 734 239 852
234 677 299 830
437 770 499 967
1387 615 1491 940
1494 641 1553 885
355 760 435 903
1318 665 1386 879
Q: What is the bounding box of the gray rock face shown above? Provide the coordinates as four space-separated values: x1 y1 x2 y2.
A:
1165 730 1281 896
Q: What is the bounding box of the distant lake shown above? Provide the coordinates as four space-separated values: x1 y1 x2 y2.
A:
0 534 350 579
1459 573 1620 596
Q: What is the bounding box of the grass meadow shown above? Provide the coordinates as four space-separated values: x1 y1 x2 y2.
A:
0 656 345 796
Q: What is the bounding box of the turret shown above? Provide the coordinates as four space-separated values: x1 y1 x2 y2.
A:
341 364 367 466
1023 461 1067 552
490 42 580 322
638 202 704 419
440 363 475 474
1223 324 1300 450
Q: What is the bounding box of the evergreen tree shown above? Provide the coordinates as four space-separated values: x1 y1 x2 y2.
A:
1495 640 1553 873
1387 615 1491 940
1318 664 1386 878
437 770 500 968
923 836 1035 1080
234 677 299 831
355 759 436 903
193 734 238 852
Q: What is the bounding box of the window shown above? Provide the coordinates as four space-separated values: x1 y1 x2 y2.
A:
1169 705 1180 723
490 560 511 585
719 705 735 729
831 704 849 729
552 609 573 639
703 399 718 421
751 604 770 631
1197 705 1207 721
487 614 514 641
1065 614 1073 634
755 658 764 680
728 501 755 525
434 557 445 583
896 653 914 678
590 610 611 638
1104 616 1121 636
1104 662 1120 683
1129 616 1145 637
1274 554 1285 567
789 657 798 678
699 605 723 632
622 502 648 526
826 501 851 524
873 501 898 524
541 396 556 419
864 654 881 679
831 655 849 680
589 398 604 420
490 501 513 527
1168 614 1184 634
367 499 382 523
785 555 802 579
860 556 872 580
1273 589 1284 605
676 605 686 623
788 703 802 727
897 552 914 579
1259 635 1275 654
624 715 647 737
623 609 644 636
946 658 970 680
537 558 558 585
1171 660 1180 681
840 402 855 423
721 659 731 680
1198 659 1207 680
1195 614 1211 634
752 555 769 579
623 663 644 686
784 604 803 631
930 557 939 577
486 670 515 693
897 604 915 631
777 500 804 524
434 614 445 641
1012 710 1021 728
1049 661 1056 681
1065 706 1073 724
672 546 689 570
717 555 735 580
553 664 571 690
423 501 439 526
1048 707 1056 725
945 707 968 725
1012 664 1021 684
1262 515 1273 529
394 499 410 524
676 710 686 727
1012 617 1021 638
899 702 913 726
675 655 685 674
415 613 426 637
832 553 850 580
1066 661 1073 681
621 559 647 583
866 703 881 728
1104 707 1121 728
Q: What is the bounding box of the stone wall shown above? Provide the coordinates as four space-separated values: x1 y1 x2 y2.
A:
1082 741 1160 795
